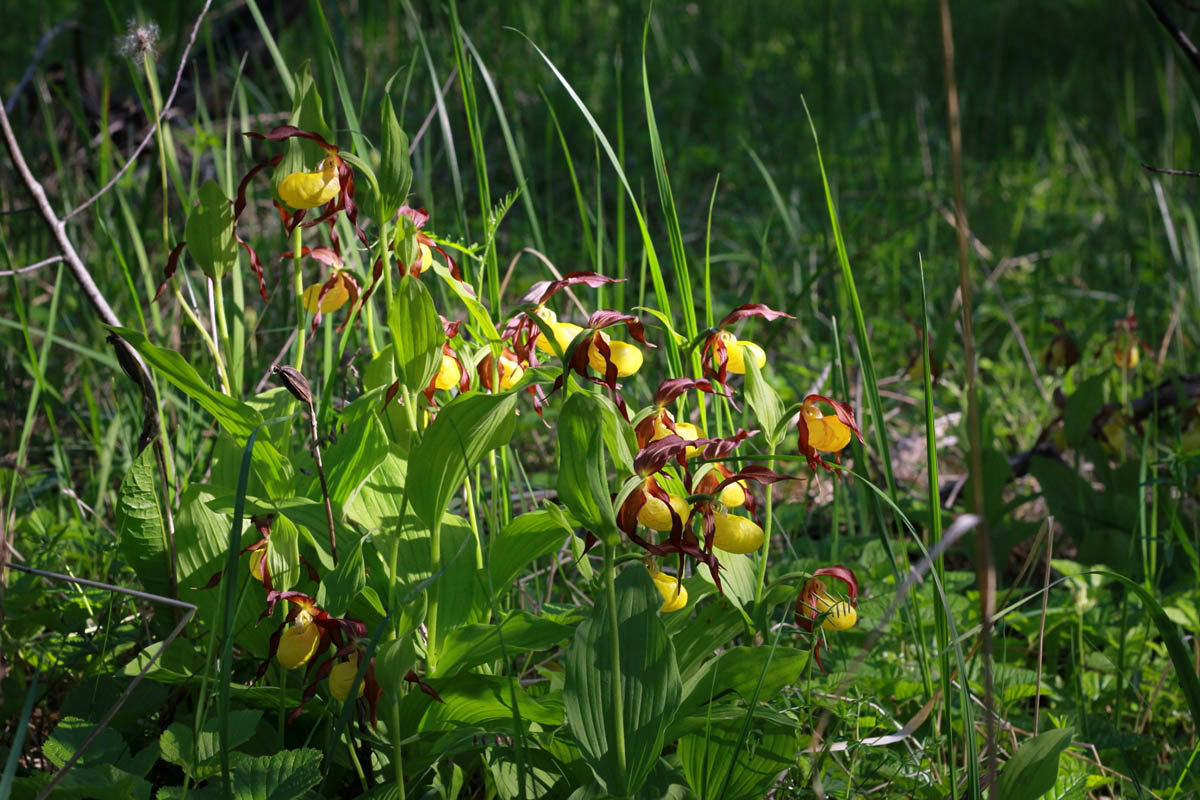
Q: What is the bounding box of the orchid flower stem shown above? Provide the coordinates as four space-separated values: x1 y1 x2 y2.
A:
172 283 231 395
754 443 777 610
390 694 406 798
211 276 233 388
291 225 305 371
427 515 443 673
306 396 337 566
603 543 628 780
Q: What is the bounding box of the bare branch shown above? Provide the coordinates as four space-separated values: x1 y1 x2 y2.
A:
1141 161 1200 178
0 254 64 276
63 0 212 221
1144 0 1200 74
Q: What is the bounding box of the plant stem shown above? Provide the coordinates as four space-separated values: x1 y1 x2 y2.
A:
426 515 443 673
603 543 628 784
390 694 406 799
292 225 305 371
754 442 776 610
172 283 231 394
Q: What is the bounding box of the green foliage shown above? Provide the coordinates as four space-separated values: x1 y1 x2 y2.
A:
4 2 1198 797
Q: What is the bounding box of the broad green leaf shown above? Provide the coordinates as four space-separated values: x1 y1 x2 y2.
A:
115 446 170 599
744 356 784 449
438 609 577 678
13 764 151 800
113 329 262 439
678 713 797 800
564 565 681 796
159 711 262 779
43 716 128 770
696 547 757 612
265 513 301 592
228 748 322 800
408 391 519 530
487 510 573 596
556 393 618 544
369 92 412 221
991 727 1073 800
318 392 389 508
1063 374 1107 447
670 598 747 681
413 674 561 732
388 275 443 395
679 646 808 713
185 180 238 280
317 532 367 617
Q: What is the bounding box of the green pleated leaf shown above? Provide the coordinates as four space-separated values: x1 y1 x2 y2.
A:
115 446 170 599
319 393 389 508
408 391 519 530
159 711 262 780
316 531 367 617
487 509 574 597
438 609 578 678
228 748 322 800
264 512 300 592
112 328 262 440
678 713 797 800
991 727 1074 800
679 646 807 714
564 565 682 796
185 180 238 281
556 393 619 544
744 356 784 449
414 674 562 731
368 91 412 222
388 275 444 396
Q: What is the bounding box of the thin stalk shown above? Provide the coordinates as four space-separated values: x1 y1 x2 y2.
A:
603 543 628 782
753 440 776 609
938 0 995 778
389 695 406 798
211 276 234 394
292 225 305 371
172 283 231 394
427 515 443 672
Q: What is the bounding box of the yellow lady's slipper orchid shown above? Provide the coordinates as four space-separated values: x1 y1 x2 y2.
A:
637 489 691 532
277 155 341 210
649 569 688 613
811 588 858 631
302 272 351 314
277 611 320 670
248 548 266 584
711 510 764 554
802 401 852 453
435 353 462 391
497 352 525 390
1114 342 1139 369
650 416 702 459
716 330 766 375
535 320 584 357
587 331 643 377
330 655 365 701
